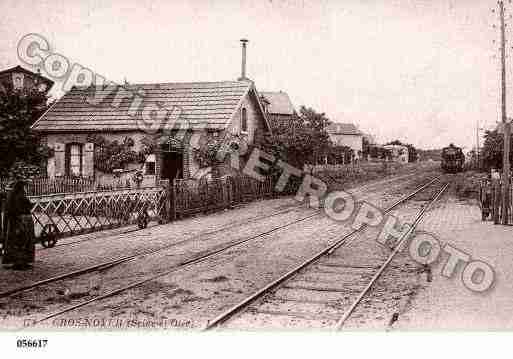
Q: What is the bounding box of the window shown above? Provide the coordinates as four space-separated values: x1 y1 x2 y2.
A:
65 143 83 176
241 108 248 133
145 162 155 175
145 154 156 175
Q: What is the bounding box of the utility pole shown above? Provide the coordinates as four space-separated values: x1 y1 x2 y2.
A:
499 0 511 224
476 120 480 169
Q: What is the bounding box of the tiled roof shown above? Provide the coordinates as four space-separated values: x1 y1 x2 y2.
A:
326 122 362 136
260 91 295 115
32 81 255 132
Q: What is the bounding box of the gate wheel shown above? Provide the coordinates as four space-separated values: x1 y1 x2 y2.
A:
137 212 149 229
40 223 58 248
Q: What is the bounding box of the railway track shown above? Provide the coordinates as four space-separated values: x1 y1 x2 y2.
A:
0 173 438 330
1 171 430 300
203 181 448 330
4 176 441 330
36 170 421 251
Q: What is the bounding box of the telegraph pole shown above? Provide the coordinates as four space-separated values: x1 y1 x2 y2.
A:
476 120 480 169
499 0 511 224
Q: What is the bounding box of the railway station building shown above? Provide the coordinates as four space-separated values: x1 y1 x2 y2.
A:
30 39 276 187
31 80 272 186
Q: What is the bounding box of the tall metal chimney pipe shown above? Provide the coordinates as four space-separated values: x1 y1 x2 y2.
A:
239 39 248 80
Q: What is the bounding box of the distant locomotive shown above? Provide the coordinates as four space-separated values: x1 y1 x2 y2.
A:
441 144 465 173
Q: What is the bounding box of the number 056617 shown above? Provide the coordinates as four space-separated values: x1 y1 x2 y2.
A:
17 339 48 348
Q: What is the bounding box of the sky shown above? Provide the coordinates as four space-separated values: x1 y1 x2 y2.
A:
0 0 509 149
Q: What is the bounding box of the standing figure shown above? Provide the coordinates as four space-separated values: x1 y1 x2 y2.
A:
2 180 35 270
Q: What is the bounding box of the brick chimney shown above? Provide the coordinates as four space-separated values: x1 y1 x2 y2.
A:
238 39 249 81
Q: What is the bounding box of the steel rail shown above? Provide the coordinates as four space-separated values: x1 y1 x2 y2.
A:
326 177 439 255
23 176 440 329
202 177 439 330
2 206 321 299
39 171 419 251
4 172 427 299
22 210 328 329
333 182 449 330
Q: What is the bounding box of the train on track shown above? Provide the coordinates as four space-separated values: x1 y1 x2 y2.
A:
441 144 465 173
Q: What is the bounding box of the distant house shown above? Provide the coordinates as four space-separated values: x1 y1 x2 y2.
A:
259 91 296 129
0 65 53 95
361 133 384 161
326 123 363 161
31 80 271 186
383 144 409 163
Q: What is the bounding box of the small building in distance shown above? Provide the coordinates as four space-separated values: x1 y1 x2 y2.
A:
326 122 363 160
0 65 53 95
259 91 296 129
383 144 409 163
362 132 390 161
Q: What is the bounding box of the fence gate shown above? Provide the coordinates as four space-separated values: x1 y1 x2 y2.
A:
1 175 279 248
29 186 168 244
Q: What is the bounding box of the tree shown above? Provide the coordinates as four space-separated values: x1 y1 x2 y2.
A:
261 106 332 170
481 129 513 171
0 87 52 178
297 106 332 165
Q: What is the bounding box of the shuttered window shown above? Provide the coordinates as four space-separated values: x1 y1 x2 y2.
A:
65 143 83 176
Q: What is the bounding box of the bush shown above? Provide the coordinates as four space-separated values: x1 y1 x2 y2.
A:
8 161 43 179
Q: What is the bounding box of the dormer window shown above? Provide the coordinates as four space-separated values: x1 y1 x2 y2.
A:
241 108 248 133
